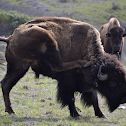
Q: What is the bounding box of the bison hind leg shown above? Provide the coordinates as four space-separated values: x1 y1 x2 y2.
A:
35 73 40 78
1 62 29 114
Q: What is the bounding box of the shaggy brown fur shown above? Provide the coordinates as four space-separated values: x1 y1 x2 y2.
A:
99 17 126 60
0 17 88 73
1 17 126 119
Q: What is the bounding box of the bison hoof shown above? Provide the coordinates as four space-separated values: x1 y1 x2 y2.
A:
74 115 83 120
95 114 107 118
5 109 15 114
70 112 81 119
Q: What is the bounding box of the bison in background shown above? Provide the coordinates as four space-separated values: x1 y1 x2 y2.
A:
1 17 126 119
99 17 126 60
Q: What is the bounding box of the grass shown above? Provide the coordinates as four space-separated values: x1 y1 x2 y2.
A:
38 0 126 25
3 0 126 25
0 66 126 125
1 0 126 34
3 0 27 6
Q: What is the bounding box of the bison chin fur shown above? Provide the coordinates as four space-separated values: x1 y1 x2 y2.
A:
105 97 120 112
97 86 121 112
81 92 97 107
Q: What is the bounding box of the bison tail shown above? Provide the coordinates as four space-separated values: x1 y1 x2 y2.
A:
0 36 12 44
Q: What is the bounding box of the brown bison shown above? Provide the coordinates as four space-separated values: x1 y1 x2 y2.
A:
99 17 126 60
1 17 126 119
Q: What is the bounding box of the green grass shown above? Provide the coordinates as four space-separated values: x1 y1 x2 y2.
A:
2 0 126 25
1 0 126 34
38 0 126 24
3 0 27 6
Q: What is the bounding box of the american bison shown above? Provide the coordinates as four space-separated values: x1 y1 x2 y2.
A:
99 17 126 60
1 17 126 119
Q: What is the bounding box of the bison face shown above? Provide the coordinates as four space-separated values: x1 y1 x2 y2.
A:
106 27 124 55
98 78 126 112
94 60 126 112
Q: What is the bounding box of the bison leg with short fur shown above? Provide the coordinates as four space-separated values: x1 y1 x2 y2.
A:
1 64 29 114
1 65 29 114
1 49 29 114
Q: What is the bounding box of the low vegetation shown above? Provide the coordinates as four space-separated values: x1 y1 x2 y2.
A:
1 0 126 30
0 10 33 35
38 0 126 27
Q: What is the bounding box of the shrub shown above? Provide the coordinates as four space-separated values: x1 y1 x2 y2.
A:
0 10 34 35
6 11 33 29
112 3 121 10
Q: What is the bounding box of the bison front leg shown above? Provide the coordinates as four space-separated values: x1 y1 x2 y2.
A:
68 98 80 118
1 63 29 114
81 91 106 118
57 89 80 118
57 72 81 118
92 92 106 118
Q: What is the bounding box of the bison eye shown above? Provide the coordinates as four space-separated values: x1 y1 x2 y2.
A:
109 82 117 87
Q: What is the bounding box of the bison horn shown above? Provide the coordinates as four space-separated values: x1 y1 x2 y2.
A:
97 64 108 81
108 25 111 33
106 25 111 37
84 61 91 68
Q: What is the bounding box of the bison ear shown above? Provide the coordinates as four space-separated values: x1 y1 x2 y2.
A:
123 27 126 37
106 33 111 37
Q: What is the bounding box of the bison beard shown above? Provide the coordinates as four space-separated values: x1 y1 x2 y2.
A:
0 17 126 119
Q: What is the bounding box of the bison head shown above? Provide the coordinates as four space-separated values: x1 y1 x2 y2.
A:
88 54 126 112
106 26 126 56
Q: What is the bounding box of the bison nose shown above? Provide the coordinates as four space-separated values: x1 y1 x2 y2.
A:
121 97 126 104
114 45 120 52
